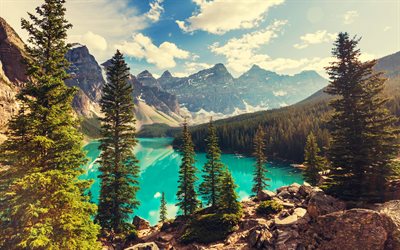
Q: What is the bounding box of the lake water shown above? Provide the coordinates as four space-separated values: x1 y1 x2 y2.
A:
81 137 304 225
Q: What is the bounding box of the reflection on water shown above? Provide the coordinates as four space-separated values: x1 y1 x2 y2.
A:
81 137 304 225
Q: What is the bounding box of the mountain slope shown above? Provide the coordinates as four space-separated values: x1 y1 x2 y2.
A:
0 18 182 141
0 17 26 141
156 63 328 115
168 51 400 162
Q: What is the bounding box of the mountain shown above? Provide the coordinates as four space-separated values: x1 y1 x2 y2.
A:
137 70 162 89
0 18 182 141
158 63 241 113
156 63 328 115
235 66 327 108
66 45 182 130
155 51 400 162
0 17 27 141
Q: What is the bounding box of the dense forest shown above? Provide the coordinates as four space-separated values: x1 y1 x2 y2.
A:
168 72 400 163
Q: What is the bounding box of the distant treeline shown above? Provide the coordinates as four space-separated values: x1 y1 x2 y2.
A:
139 76 399 164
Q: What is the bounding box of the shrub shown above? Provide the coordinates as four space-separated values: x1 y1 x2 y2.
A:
256 200 283 215
180 213 240 244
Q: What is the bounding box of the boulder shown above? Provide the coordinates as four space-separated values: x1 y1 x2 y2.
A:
307 191 345 219
305 209 396 250
133 216 151 230
298 185 314 198
248 228 273 249
241 218 270 230
125 242 159 250
258 190 276 201
287 183 301 194
275 208 309 227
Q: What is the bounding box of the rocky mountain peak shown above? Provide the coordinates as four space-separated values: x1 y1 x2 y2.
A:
137 70 161 89
160 70 173 79
138 70 153 78
65 45 104 102
0 17 27 85
211 63 229 73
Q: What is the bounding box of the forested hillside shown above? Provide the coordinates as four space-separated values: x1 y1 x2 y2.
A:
170 52 400 163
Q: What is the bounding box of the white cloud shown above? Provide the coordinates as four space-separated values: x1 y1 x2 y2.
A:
273 90 288 97
210 20 287 74
77 31 108 52
384 26 392 32
116 33 190 69
293 30 337 49
343 10 359 25
153 192 162 198
1 0 165 62
146 0 164 22
176 0 285 34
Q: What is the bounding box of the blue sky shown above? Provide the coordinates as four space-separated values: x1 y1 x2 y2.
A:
1 0 399 78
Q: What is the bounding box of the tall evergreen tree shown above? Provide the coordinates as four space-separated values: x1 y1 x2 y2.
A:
96 51 140 239
199 118 225 208
325 32 399 201
252 125 270 196
176 119 199 216
219 168 241 214
0 0 100 249
159 192 167 223
303 132 325 185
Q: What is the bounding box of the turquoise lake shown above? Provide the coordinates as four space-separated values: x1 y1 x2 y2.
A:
81 137 304 225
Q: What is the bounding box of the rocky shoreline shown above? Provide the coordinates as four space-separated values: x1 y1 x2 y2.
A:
120 183 400 250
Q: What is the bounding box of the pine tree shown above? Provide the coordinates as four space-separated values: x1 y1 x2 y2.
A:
176 119 199 216
325 32 399 201
96 51 140 239
0 0 100 248
252 125 270 196
199 118 225 208
219 168 241 214
303 132 325 186
159 192 167 223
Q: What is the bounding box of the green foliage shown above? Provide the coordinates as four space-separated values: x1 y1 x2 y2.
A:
159 192 168 223
96 50 140 239
176 120 199 216
303 132 326 185
0 0 100 248
174 98 332 163
324 32 400 202
80 116 102 139
199 119 225 208
252 125 270 196
256 200 284 215
180 213 240 244
219 168 242 214
137 123 178 138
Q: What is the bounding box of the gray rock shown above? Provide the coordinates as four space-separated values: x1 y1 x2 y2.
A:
307 191 345 219
259 190 277 201
125 242 159 250
305 209 396 250
133 216 151 230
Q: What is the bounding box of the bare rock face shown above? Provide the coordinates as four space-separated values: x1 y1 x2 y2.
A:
307 190 346 219
125 242 159 250
0 18 26 139
0 17 27 85
258 190 276 201
303 209 397 250
133 216 151 230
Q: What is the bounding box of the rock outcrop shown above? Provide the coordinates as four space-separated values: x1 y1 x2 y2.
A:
0 17 26 141
122 183 400 250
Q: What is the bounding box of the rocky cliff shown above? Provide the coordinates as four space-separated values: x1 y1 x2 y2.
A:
0 17 26 141
156 63 328 115
0 17 183 139
124 183 400 250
